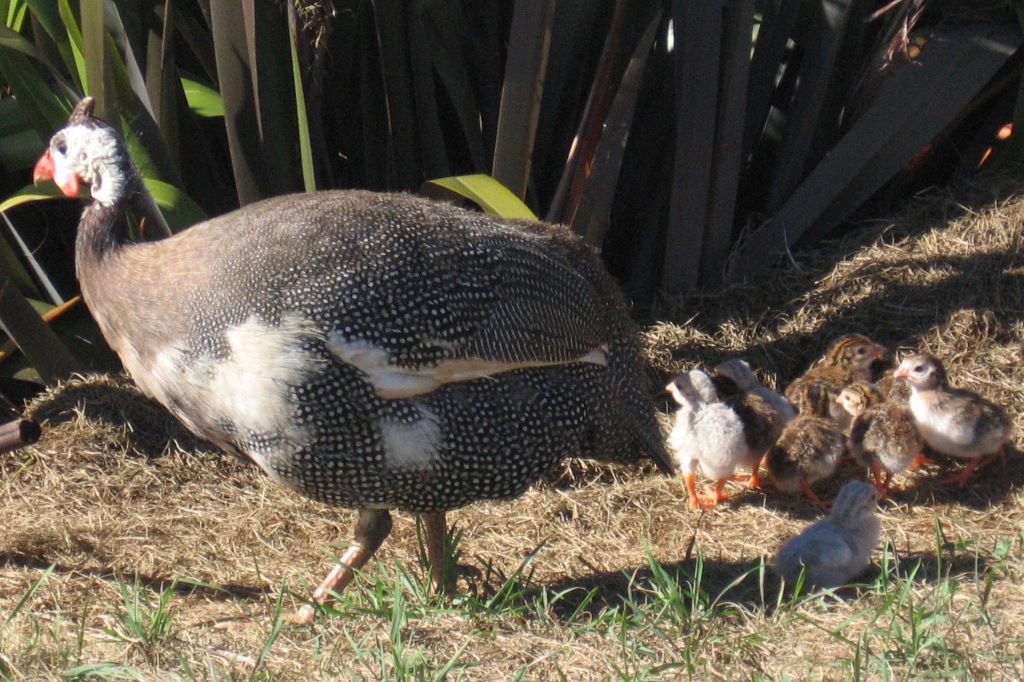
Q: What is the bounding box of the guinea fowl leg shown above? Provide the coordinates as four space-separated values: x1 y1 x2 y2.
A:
799 478 831 510
910 452 933 468
941 455 987 487
869 459 888 498
290 509 393 624
942 447 1005 487
684 472 702 509
421 512 451 593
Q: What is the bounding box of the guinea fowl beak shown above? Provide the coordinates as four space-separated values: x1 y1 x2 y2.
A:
893 367 908 379
33 149 80 197
33 150 54 185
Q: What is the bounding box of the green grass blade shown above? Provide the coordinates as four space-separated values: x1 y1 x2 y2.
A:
180 75 222 117
421 175 537 220
4 564 53 624
287 6 315 193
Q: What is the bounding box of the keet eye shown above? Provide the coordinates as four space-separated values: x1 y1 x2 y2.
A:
54 138 67 156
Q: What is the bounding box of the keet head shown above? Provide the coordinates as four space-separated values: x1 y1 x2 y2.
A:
666 369 718 407
825 334 887 372
836 381 883 417
893 353 947 391
714 358 757 390
33 97 132 207
829 480 878 526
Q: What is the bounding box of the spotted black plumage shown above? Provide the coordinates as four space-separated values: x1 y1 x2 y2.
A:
45 100 671 521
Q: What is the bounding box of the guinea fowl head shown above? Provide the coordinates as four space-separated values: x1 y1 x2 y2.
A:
836 381 883 418
824 334 887 374
893 353 948 391
33 97 135 208
713 358 757 391
666 369 718 408
829 480 878 527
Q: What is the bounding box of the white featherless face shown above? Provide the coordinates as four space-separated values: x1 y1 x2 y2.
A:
896 355 942 390
48 123 128 207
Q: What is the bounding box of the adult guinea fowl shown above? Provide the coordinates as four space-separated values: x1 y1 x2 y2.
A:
33 98 672 622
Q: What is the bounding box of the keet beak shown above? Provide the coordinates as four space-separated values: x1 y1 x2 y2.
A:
33 149 80 197
893 367 908 379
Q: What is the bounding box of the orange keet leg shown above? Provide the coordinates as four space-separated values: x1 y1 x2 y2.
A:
685 472 701 509
695 478 729 508
869 459 889 499
940 456 985 487
910 452 933 469
800 478 831 510
746 468 764 489
289 508 393 624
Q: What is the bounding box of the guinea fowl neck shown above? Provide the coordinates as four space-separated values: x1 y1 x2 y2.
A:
74 169 143 275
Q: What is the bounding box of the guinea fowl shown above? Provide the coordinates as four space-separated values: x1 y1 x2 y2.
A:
895 353 1010 486
837 382 923 499
33 99 672 622
764 386 846 508
666 369 747 509
773 480 880 589
785 334 887 417
714 358 796 426
708 370 784 489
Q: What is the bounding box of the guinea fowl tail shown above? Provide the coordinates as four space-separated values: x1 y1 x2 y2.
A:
613 337 674 475
638 411 674 474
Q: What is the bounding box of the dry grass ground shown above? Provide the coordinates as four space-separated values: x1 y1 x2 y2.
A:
1 172 1023 680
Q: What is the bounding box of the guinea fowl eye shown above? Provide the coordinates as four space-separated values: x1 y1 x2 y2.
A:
55 138 67 156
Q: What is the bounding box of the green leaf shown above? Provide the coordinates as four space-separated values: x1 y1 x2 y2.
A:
0 50 70 139
181 76 223 117
0 183 72 213
421 175 538 220
57 0 87 91
287 11 316 192
142 177 206 232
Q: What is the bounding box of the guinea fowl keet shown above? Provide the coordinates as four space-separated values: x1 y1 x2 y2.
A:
765 386 846 508
837 382 924 499
774 480 880 589
709 370 785 489
666 369 747 509
895 353 1010 486
34 98 672 622
785 334 887 417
